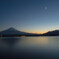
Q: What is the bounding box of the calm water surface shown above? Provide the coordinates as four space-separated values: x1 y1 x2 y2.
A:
0 36 59 59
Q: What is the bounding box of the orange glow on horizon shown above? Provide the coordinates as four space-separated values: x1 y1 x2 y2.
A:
30 32 46 34
21 29 59 34
21 30 48 34
26 31 47 34
20 29 50 34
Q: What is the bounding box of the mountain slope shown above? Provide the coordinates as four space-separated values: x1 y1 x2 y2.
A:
43 30 59 36
0 27 31 35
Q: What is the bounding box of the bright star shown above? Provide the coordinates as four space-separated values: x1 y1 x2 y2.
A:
44 6 48 10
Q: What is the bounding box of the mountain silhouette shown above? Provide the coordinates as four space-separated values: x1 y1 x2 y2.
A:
0 27 59 37
43 30 59 36
0 27 31 36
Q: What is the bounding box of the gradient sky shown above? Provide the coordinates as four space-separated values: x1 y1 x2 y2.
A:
0 0 59 33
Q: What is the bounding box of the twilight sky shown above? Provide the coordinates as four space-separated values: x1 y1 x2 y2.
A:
0 0 59 34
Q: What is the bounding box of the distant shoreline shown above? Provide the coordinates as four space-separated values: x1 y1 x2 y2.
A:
0 35 59 37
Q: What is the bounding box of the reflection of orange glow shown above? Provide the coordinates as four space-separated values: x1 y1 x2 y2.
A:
21 35 26 37
38 37 48 44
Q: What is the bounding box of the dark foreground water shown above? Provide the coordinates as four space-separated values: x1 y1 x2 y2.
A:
0 36 59 59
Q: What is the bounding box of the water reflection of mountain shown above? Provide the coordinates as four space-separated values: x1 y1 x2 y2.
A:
1 37 59 59
0 37 20 59
2 37 20 46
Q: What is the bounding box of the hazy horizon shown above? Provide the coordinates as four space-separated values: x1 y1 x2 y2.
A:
0 27 59 34
0 0 59 34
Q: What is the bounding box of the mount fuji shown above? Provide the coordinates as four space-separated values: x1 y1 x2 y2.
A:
0 27 33 36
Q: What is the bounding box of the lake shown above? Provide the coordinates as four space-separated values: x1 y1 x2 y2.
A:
0 36 59 59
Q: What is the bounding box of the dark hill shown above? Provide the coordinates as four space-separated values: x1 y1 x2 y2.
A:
43 30 59 36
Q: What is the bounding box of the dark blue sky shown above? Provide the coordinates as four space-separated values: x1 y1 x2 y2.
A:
0 0 59 33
